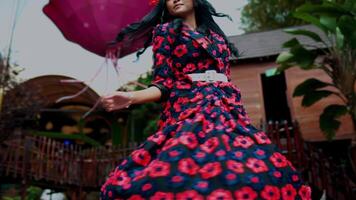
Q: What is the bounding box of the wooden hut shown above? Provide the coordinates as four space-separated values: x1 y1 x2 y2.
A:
228 24 354 141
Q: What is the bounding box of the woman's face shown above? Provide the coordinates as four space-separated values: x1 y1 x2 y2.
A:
166 0 195 18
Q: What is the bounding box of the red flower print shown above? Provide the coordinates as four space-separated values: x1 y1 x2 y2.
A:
204 123 215 133
176 190 204 200
232 151 244 160
178 132 198 149
155 53 165 66
190 92 204 103
287 160 297 171
110 170 132 189
148 160 171 178
238 113 251 128
261 185 280 200
121 159 128 165
150 192 174 200
173 44 188 57
216 124 225 130
193 151 206 160
221 134 232 151
281 184 297 200
253 131 272 144
199 162 222 179
183 63 196 73
226 160 244 173
197 61 209 70
269 152 288 168
298 185 312 200
217 43 227 53
171 175 184 183
128 195 145 200
177 97 190 104
225 173 237 181
219 114 226 123
233 136 255 148
255 149 265 156
196 180 209 189
246 158 268 173
250 176 260 183
132 169 148 181
212 49 217 56
226 119 237 133
217 58 225 68
192 40 200 48
178 107 197 120
215 149 226 157
162 138 179 151
168 150 180 157
147 132 166 145
131 149 151 166
167 35 174 44
234 186 258 200
153 35 165 52
201 137 219 153
207 189 233 200
173 102 182 112
292 174 299 182
273 171 282 178
178 158 200 175
142 183 152 192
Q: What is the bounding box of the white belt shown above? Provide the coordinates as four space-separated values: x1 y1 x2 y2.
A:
187 70 228 82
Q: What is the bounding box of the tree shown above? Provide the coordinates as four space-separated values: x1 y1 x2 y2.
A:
240 0 332 33
0 53 45 142
275 0 356 141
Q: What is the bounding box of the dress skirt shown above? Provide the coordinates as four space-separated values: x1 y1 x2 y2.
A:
100 81 312 200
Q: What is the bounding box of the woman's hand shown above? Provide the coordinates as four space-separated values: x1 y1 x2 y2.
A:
100 91 134 112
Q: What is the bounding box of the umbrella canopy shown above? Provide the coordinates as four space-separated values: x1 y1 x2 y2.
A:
43 0 154 58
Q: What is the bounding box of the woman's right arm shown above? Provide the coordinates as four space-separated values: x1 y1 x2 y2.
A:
101 23 175 111
100 86 162 112
130 86 162 104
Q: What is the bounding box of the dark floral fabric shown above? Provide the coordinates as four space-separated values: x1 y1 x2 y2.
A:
100 19 312 200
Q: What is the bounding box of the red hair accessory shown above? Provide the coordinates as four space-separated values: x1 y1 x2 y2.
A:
149 0 159 6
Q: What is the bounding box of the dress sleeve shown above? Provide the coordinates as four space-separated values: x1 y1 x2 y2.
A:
148 23 175 103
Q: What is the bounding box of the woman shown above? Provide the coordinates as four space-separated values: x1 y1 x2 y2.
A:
100 0 312 199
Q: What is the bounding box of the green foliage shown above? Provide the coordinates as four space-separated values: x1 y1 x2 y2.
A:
2 186 43 200
276 37 318 72
292 78 331 97
241 0 321 32
26 186 43 200
320 104 348 140
241 0 347 32
276 0 356 139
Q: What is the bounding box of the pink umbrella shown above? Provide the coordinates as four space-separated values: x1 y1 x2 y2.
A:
42 0 157 118
43 0 155 58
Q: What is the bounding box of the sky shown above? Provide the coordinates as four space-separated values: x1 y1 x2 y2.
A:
0 0 247 96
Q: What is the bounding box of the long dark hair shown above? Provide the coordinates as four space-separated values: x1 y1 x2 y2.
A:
115 0 240 60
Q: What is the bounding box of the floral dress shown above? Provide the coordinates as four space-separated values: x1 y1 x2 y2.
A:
100 19 312 200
